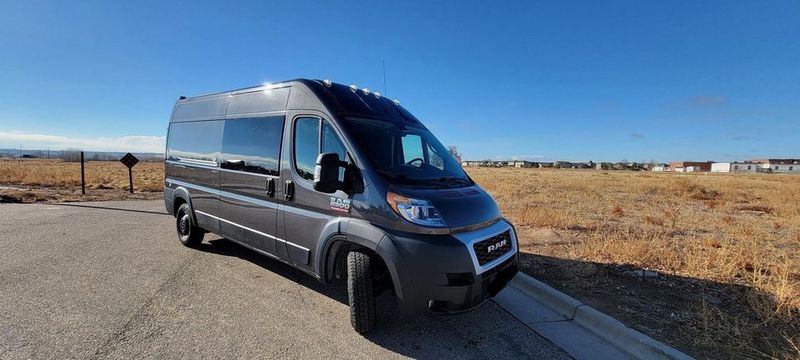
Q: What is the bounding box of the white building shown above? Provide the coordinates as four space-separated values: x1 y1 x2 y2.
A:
711 162 759 173
651 166 667 172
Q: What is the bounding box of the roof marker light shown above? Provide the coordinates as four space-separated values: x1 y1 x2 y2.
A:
323 79 332 87
374 92 381 98
392 99 400 105
349 84 358 92
362 88 370 95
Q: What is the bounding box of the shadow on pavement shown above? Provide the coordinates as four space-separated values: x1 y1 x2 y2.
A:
197 237 565 359
50 202 168 216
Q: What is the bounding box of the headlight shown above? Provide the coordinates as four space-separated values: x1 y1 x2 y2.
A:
386 191 446 227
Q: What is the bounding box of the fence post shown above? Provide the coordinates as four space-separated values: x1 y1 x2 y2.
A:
80 151 85 195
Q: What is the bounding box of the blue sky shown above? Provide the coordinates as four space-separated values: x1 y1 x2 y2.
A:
0 1 798 161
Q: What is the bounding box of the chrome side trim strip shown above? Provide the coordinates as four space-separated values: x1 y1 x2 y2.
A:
176 158 217 167
168 159 279 179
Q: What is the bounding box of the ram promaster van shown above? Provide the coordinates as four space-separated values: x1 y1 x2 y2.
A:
164 79 519 333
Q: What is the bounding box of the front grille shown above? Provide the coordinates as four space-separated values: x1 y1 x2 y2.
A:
472 230 512 266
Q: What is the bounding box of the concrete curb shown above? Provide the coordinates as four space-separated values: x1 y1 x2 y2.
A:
507 273 693 360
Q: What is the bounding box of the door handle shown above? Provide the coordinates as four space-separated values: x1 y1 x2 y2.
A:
284 180 294 201
266 178 276 197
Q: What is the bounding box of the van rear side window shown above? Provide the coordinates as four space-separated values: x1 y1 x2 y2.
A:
221 117 284 176
167 120 223 164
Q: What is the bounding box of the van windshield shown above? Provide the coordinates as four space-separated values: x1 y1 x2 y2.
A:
342 117 470 186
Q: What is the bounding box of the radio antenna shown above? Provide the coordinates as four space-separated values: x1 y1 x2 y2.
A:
382 60 388 97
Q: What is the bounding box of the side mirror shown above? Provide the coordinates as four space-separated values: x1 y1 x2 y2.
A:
314 152 344 193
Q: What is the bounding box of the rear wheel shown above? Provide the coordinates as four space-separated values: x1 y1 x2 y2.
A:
347 250 377 334
175 203 203 247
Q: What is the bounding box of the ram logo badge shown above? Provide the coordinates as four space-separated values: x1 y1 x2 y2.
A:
330 197 351 213
487 239 507 253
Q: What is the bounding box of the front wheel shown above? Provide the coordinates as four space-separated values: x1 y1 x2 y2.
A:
175 203 203 247
347 250 377 334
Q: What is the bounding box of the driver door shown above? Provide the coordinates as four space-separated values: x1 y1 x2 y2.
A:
278 115 349 271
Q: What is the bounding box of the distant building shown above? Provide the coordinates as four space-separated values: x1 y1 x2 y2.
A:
746 159 800 173
651 165 668 172
747 159 800 165
711 162 759 173
509 160 532 168
461 160 506 167
669 161 713 172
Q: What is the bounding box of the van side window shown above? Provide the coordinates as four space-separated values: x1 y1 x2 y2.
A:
322 122 346 161
167 120 223 164
426 143 445 170
294 117 348 182
294 117 320 181
221 117 284 176
322 122 348 181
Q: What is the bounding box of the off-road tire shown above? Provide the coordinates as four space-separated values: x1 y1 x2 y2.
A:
176 203 203 247
347 250 377 334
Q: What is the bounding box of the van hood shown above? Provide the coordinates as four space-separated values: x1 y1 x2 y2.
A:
398 185 502 231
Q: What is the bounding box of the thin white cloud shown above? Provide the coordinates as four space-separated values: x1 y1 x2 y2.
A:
0 131 165 153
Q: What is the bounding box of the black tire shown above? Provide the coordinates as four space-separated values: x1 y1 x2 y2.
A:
175 203 203 247
347 250 377 334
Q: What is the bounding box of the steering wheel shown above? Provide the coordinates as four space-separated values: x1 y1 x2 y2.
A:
406 158 424 166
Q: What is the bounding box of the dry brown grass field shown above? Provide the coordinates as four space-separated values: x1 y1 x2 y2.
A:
1 160 797 358
468 167 799 359
0 159 163 202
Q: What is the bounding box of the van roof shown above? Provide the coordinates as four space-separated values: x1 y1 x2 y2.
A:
174 79 422 126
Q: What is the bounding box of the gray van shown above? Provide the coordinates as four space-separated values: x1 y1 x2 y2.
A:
164 79 518 333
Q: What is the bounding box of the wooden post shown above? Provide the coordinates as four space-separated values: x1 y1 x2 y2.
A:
128 167 134 194
119 153 139 194
80 151 86 195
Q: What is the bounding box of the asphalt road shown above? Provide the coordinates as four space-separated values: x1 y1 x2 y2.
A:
0 200 570 359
